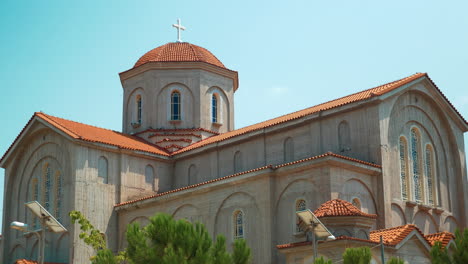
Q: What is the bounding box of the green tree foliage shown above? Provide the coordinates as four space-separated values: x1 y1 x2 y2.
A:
387 257 405 264
342 247 372 264
70 211 251 264
69 210 122 264
314 256 332 264
431 228 468 264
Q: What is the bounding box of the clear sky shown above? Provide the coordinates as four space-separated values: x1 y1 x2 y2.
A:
1 0 467 231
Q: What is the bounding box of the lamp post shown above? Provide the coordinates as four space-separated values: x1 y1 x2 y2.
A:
10 201 67 264
10 221 45 264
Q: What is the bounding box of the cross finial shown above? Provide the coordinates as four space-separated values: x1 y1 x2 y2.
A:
172 18 186 43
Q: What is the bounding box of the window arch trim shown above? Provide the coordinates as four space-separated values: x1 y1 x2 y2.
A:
424 143 437 206
399 135 410 201
233 209 245 240
212 93 218 123
294 198 307 234
171 91 181 121
136 95 142 124
98 156 109 184
410 126 423 203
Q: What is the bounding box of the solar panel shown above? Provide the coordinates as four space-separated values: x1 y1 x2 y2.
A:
25 201 67 233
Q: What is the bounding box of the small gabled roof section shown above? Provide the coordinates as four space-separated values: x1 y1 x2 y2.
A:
370 224 431 248
36 112 170 156
314 199 378 219
0 112 169 166
425 231 455 248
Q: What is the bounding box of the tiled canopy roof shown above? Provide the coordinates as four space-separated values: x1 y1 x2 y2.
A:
425 231 455 247
15 259 64 264
313 199 377 219
134 42 226 69
35 112 169 156
369 224 429 246
277 224 435 249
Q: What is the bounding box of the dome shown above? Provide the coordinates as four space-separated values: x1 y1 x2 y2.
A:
134 42 226 69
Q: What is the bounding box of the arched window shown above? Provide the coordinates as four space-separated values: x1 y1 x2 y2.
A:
42 163 52 211
54 171 62 222
31 178 39 229
338 121 351 152
234 151 242 173
137 95 142 124
188 164 197 185
352 197 362 210
171 91 181 120
295 199 306 233
425 145 436 205
233 210 244 239
284 137 294 163
212 94 218 123
98 156 108 184
411 128 423 203
145 165 154 187
399 137 409 200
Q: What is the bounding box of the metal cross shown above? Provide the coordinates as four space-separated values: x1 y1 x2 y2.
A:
172 18 186 42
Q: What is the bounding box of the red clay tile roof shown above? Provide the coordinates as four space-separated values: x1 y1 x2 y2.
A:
278 225 433 250
370 224 429 246
313 199 378 219
425 231 455 247
134 42 226 69
115 152 380 208
276 236 383 249
15 259 65 264
175 73 462 155
36 112 169 156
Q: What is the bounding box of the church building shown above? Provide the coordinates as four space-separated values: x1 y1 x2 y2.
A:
1 32 467 263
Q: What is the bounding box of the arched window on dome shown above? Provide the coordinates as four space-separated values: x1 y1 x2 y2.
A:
212 94 218 123
233 210 244 240
294 199 306 233
399 136 409 200
54 171 63 222
42 163 52 211
136 95 142 124
171 91 181 121
425 145 436 205
284 137 294 163
411 128 423 203
98 156 108 184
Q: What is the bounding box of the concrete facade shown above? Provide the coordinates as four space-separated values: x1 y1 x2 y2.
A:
1 43 467 264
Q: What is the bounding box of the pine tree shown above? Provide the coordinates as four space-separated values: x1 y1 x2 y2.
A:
342 247 372 264
430 228 468 264
314 256 332 264
71 211 251 264
387 257 405 264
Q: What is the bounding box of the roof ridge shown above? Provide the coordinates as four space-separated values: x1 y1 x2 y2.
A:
35 112 81 138
37 112 122 134
173 73 427 155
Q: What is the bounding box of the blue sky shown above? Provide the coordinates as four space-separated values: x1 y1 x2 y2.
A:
1 0 467 231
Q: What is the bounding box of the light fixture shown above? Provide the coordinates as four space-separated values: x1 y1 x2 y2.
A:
10 221 28 232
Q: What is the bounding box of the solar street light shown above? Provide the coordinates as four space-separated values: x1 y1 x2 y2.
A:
296 209 335 262
10 201 67 264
